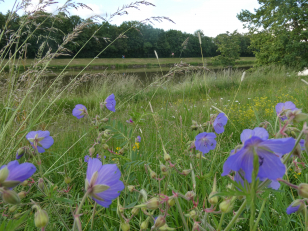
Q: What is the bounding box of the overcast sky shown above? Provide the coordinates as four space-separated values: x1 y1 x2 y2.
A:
0 0 260 37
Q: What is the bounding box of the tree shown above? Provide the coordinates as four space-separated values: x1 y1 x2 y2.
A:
211 31 241 67
237 0 308 67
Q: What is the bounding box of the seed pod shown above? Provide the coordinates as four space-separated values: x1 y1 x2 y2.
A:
34 209 49 229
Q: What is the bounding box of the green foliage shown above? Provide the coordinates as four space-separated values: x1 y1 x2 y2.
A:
237 0 308 68
211 31 241 67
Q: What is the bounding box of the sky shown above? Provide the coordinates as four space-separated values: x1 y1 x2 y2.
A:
0 0 260 37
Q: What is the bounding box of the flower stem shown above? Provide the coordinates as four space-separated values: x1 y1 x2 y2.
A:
73 190 90 230
217 212 225 231
224 199 247 231
252 199 266 231
91 202 97 229
174 196 189 231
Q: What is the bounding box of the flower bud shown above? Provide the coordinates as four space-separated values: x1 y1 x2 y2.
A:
118 148 125 155
102 144 109 150
181 169 191 176
34 209 49 229
147 166 157 179
185 210 197 220
140 217 150 229
101 118 109 122
146 197 160 210
185 191 196 201
168 198 175 207
208 192 218 205
118 204 125 214
298 183 308 198
9 205 18 213
127 185 135 192
120 222 130 231
64 177 72 184
0 166 9 183
1 189 20 204
159 224 176 231
101 138 107 143
20 180 28 187
164 152 171 161
196 153 202 158
18 191 27 199
293 143 302 158
89 147 95 155
16 147 26 160
160 162 168 175
13 213 23 219
219 197 236 213
38 178 46 192
131 207 139 215
154 215 166 228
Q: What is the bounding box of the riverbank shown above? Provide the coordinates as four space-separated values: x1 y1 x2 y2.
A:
3 57 255 71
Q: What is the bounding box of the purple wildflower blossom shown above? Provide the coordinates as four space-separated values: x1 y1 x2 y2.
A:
126 119 133 124
0 160 36 188
137 136 141 143
15 147 25 160
84 155 90 162
276 101 297 120
105 94 116 112
222 127 295 183
286 200 303 214
195 132 217 154
72 104 87 119
300 139 305 151
85 158 124 208
26 130 54 153
213 113 228 134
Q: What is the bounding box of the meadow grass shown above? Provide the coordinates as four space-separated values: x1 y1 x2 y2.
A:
0 1 307 230
1 65 308 230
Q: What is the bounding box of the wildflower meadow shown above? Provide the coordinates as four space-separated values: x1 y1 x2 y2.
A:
1 1 308 231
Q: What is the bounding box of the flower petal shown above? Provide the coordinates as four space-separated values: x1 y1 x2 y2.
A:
39 136 54 149
260 137 295 156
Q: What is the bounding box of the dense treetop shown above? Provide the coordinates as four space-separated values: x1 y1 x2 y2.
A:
0 11 253 59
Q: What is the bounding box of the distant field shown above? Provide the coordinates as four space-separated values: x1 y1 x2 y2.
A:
8 57 256 67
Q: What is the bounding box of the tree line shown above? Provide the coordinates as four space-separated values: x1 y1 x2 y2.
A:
0 11 253 59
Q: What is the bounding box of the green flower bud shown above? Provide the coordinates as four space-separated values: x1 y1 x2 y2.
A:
154 215 166 228
168 198 175 207
20 180 28 187
9 205 18 213
185 191 196 201
120 222 130 231
38 178 46 192
219 197 236 213
160 162 168 175
118 204 125 214
181 169 191 176
159 224 176 231
131 207 139 215
13 213 23 219
185 210 197 220
127 185 135 192
18 191 27 199
1 189 20 204
147 166 157 179
102 144 109 150
64 177 72 184
140 217 150 229
0 166 9 183
89 147 95 155
298 183 308 198
208 192 218 205
164 153 171 161
101 118 109 122
118 148 125 155
135 197 160 210
34 209 49 229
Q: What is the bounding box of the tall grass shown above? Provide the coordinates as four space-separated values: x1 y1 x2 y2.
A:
1 1 308 231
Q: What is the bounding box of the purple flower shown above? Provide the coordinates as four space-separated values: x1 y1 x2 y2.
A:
286 200 304 214
213 113 228 134
300 139 305 151
72 104 87 119
137 136 141 143
84 155 90 162
85 158 124 208
105 94 116 112
26 130 54 153
222 127 295 183
195 132 217 154
0 160 36 188
126 119 133 124
276 101 297 120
